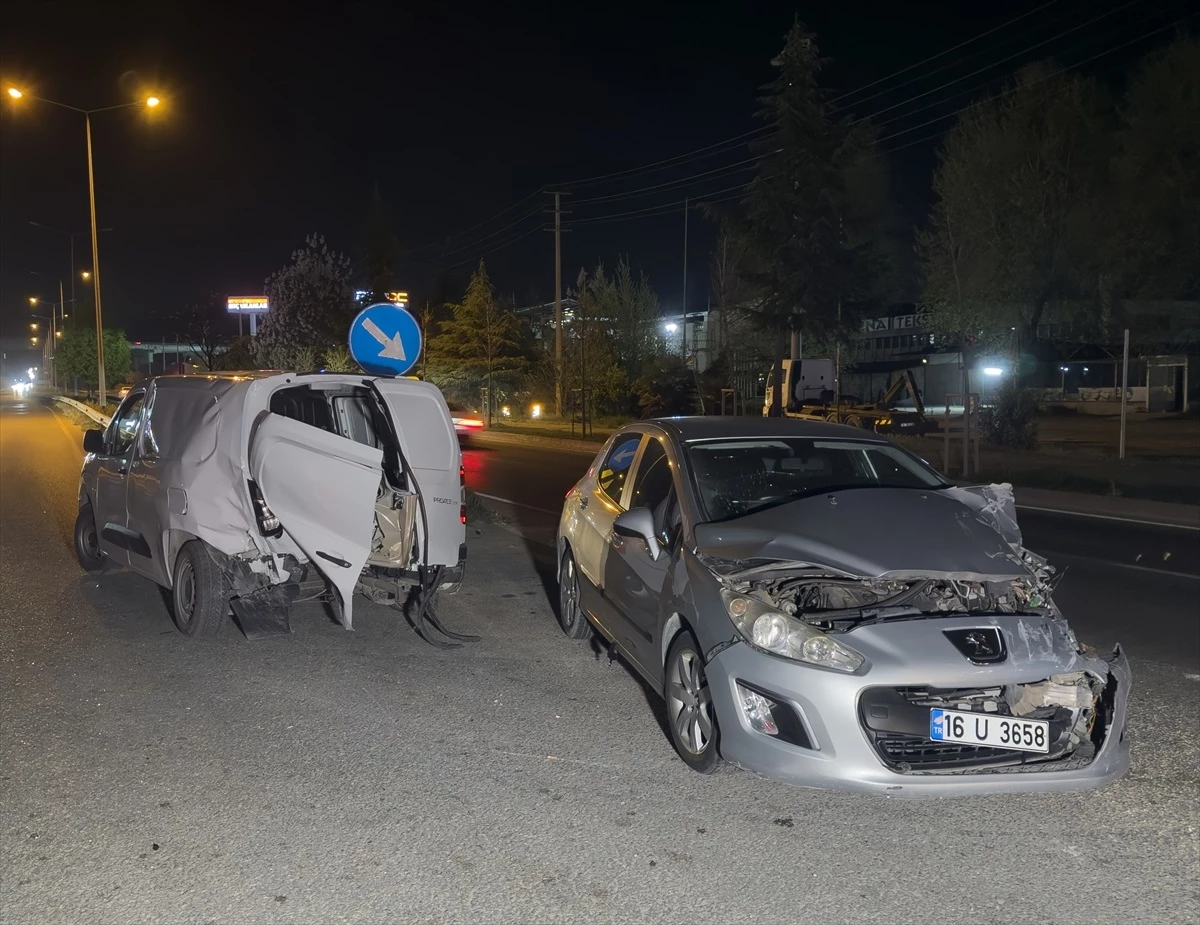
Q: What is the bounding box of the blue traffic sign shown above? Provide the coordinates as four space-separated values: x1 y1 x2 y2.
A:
348 302 423 377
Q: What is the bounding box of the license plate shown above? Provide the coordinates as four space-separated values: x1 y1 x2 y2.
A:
930 708 1049 754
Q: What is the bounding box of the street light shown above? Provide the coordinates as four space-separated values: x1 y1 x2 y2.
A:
8 87 162 406
29 223 112 307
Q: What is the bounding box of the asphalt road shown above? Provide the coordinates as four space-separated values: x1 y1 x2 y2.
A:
3 395 1198 925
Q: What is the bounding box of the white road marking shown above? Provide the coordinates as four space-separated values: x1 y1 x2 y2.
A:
1184 673 1200 682
472 492 561 517
1050 552 1199 581
1015 504 1200 532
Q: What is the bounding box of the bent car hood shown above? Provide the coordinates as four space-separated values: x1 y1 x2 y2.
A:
692 487 1030 579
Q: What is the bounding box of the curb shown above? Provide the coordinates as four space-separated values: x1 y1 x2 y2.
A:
51 395 112 427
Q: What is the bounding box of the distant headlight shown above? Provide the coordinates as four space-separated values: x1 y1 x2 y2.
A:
720 589 864 672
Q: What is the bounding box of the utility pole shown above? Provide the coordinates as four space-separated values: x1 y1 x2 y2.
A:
682 197 689 358
86 112 108 407
545 191 569 417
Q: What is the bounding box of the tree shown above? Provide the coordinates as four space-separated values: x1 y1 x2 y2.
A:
583 257 661 376
634 356 697 417
566 268 632 418
429 261 525 423
173 292 233 371
735 21 884 413
58 328 132 396
256 234 355 364
919 65 1110 353
1103 35 1199 304
361 185 404 302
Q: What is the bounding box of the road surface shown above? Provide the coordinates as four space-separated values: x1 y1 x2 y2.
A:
2 394 1198 925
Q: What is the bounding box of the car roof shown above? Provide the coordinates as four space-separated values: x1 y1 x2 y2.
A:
644 416 888 443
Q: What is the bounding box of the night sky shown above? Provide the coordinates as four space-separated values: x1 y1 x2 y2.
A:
1 0 1191 345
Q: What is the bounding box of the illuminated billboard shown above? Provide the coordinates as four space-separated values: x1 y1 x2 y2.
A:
227 296 269 314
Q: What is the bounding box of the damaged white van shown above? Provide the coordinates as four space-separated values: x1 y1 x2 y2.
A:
74 372 471 645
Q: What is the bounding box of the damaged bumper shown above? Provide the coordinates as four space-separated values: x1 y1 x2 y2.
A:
705 621 1131 797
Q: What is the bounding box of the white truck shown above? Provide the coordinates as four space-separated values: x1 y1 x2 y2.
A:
762 359 936 435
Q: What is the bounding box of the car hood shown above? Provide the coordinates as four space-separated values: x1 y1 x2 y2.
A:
692 487 1031 580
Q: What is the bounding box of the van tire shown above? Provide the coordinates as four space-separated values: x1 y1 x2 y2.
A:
171 541 226 636
74 504 106 574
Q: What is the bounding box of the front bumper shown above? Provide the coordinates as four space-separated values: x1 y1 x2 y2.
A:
705 632 1131 798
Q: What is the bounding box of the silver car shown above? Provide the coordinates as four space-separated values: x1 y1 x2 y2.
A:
555 417 1130 796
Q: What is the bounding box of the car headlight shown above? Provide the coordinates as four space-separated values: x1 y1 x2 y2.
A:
720 589 864 672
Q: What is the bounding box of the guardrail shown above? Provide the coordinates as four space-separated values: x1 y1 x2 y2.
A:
50 395 112 427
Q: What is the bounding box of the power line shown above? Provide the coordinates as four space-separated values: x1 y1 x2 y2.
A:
565 180 762 227
849 0 1141 126
827 0 1061 109
553 1 1065 191
409 186 546 255
430 224 546 273
419 202 545 263
570 156 764 206
873 11 1196 147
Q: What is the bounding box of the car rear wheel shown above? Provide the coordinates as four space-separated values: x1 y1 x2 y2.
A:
557 550 592 639
171 541 227 637
665 630 723 773
73 504 105 574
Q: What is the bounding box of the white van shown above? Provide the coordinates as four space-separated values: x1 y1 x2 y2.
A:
74 372 468 642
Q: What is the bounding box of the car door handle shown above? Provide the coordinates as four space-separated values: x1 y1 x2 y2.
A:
117 465 129 476
579 495 589 509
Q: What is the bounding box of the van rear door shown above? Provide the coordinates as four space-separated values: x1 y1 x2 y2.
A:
249 413 381 629
370 378 465 570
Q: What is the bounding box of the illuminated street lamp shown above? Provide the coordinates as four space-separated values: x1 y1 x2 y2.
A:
8 87 163 406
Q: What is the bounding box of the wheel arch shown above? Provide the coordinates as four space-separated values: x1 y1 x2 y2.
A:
163 528 201 588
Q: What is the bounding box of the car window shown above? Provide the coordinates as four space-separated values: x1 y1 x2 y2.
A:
597 435 641 505
686 437 946 522
108 393 145 456
629 437 673 513
628 437 682 547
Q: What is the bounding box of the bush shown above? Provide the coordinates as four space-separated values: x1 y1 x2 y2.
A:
634 356 697 417
978 382 1038 449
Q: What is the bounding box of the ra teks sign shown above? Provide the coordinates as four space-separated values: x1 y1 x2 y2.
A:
227 296 269 314
862 310 927 334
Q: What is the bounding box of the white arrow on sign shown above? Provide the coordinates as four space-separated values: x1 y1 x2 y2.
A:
362 317 407 361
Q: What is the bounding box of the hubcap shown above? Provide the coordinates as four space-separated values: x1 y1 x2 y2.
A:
559 557 578 627
177 560 196 624
667 648 713 755
82 524 98 558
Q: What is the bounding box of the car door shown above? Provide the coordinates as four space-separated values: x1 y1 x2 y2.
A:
575 432 642 589
92 390 148 567
603 435 680 666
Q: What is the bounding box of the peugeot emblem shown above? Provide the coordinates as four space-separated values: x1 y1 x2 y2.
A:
943 628 1008 664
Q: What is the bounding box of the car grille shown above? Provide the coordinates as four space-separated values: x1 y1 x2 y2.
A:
873 735 1021 771
859 685 1107 775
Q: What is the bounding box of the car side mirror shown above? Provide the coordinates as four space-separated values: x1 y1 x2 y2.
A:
613 507 660 561
83 429 105 455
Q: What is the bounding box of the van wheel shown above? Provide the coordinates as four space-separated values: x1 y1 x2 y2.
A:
73 504 105 574
171 541 227 636
845 415 864 429
665 630 723 774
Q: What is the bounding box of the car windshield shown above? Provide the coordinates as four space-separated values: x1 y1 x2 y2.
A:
686 437 947 522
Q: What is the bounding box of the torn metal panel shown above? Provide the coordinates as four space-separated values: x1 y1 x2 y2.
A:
230 583 298 639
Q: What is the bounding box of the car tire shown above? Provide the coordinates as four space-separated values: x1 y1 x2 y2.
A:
665 629 723 774
557 549 592 639
73 504 106 574
845 415 864 429
171 540 227 637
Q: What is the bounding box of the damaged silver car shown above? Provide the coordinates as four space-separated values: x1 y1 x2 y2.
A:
556 417 1130 796
74 372 472 645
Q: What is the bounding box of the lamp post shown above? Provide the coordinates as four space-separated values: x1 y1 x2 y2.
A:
30 222 112 307
29 296 64 388
8 86 160 407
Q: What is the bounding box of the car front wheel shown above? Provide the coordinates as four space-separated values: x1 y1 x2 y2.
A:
665 630 723 773
73 504 105 574
171 540 227 636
